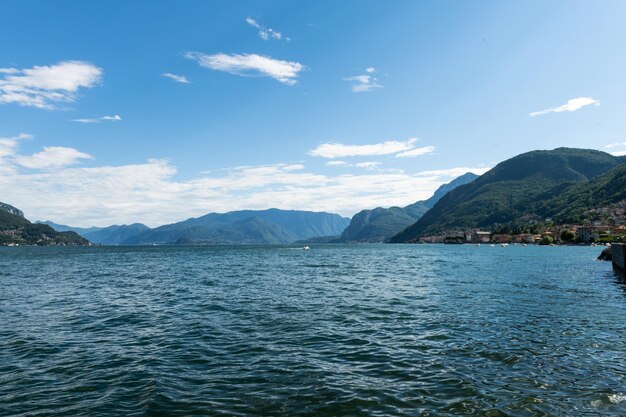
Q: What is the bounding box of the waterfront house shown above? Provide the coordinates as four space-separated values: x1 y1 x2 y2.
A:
577 226 612 243
471 230 491 243
492 234 513 243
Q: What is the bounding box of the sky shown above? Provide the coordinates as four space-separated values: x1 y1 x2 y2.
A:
1 0 626 227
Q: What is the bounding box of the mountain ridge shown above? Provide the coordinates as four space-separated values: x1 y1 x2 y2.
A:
43 208 350 245
124 209 350 245
390 148 622 242
335 172 479 242
1 202 90 246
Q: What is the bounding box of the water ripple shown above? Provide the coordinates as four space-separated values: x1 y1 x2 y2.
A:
1 244 625 416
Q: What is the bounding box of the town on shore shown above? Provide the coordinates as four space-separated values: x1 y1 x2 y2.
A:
420 223 618 245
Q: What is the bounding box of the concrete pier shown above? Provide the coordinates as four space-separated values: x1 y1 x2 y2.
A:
611 243 626 271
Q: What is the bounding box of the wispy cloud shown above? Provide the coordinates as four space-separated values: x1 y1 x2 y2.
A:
0 133 32 168
282 164 305 171
15 146 92 170
310 138 435 159
185 52 304 85
605 141 626 156
1 134 92 171
72 114 121 124
162 73 190 83
326 160 348 166
0 61 102 109
0 135 487 226
416 166 490 178
344 67 382 92
529 97 600 117
246 17 290 42
395 146 436 158
325 160 401 173
354 162 381 169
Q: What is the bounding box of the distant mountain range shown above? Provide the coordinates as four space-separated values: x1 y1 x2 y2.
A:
390 148 626 242
0 203 89 246
333 173 478 242
17 147 626 246
42 209 350 245
38 222 151 245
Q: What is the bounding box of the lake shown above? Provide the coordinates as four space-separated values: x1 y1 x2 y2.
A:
1 244 624 416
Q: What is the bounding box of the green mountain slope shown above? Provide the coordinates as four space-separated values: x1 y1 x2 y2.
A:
336 172 478 242
390 148 621 242
0 203 90 246
535 163 626 223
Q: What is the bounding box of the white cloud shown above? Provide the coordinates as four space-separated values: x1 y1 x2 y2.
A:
605 142 626 149
282 164 305 171
0 61 102 109
325 160 401 173
395 146 436 158
0 136 488 226
72 114 121 124
529 97 600 117
416 166 490 178
610 151 626 157
246 17 261 28
246 17 290 42
354 161 381 170
162 73 190 83
310 138 426 158
344 68 382 93
0 133 32 169
15 146 93 170
185 52 304 85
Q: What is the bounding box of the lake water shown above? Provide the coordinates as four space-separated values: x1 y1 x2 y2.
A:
1 244 624 416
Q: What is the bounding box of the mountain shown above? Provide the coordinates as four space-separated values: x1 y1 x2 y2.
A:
0 202 24 217
83 224 150 244
0 202 90 246
335 172 478 242
534 163 626 223
390 148 622 242
122 209 350 245
39 221 150 245
38 221 103 235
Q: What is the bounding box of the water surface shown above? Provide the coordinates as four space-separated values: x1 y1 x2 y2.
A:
1 244 624 416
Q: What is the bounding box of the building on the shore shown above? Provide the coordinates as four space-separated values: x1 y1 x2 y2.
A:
550 225 578 243
419 235 445 243
469 230 491 243
491 234 513 243
577 225 612 243
511 234 538 244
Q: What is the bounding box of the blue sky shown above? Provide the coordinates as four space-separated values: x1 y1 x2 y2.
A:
1 0 625 226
